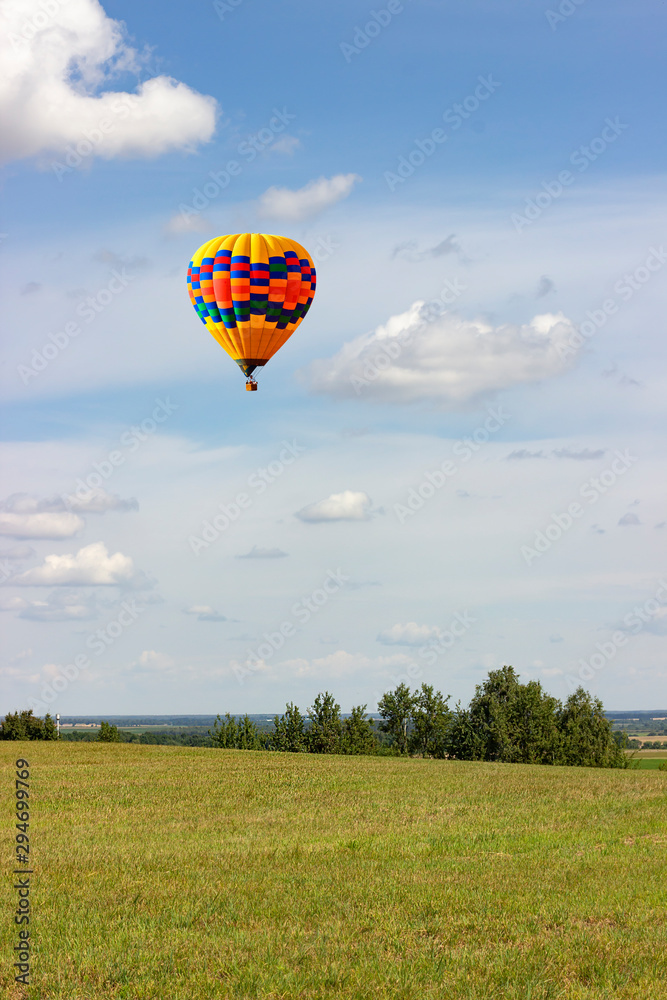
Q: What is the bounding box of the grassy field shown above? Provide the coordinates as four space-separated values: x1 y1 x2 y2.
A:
2 743 666 1000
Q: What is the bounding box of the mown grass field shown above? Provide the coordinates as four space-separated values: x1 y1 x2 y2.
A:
2 743 666 1000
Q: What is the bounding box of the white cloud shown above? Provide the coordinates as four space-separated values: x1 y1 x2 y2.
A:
236 546 288 559
377 622 442 646
296 490 375 523
0 510 84 539
133 649 174 672
269 134 301 155
0 0 217 165
0 490 134 537
302 302 579 406
10 541 135 585
183 605 227 622
258 173 361 222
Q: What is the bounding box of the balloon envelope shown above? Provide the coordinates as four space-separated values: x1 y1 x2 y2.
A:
187 232 317 378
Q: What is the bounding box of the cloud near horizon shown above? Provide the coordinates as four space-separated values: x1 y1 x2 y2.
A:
0 0 217 165
303 303 579 407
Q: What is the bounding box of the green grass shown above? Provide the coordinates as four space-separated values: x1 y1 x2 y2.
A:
2 743 666 1000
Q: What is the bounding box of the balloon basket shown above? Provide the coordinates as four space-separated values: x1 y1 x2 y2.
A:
246 380 258 391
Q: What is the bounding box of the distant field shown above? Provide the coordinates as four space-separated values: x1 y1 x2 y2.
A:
2 744 666 1000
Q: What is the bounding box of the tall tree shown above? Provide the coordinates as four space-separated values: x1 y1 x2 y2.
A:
409 684 452 758
452 666 562 764
97 721 121 742
307 692 342 754
272 702 306 752
378 683 415 754
210 713 239 748
0 710 50 740
558 688 627 768
236 714 261 750
342 705 378 755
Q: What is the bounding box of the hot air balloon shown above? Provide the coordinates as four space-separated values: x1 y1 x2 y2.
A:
187 233 316 390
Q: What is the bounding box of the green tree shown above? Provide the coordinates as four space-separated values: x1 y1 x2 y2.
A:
409 684 452 758
43 713 59 740
453 666 562 764
236 714 261 750
210 713 239 748
342 705 378 755
272 702 306 752
0 710 47 740
97 721 121 742
307 691 342 754
558 688 627 768
378 683 415 754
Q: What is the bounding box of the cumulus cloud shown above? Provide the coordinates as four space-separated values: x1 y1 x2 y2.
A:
258 173 361 222
618 513 641 527
0 508 84 539
0 0 217 165
10 542 135 586
132 650 175 672
183 605 227 622
377 622 442 646
236 546 288 559
302 302 579 406
0 491 136 537
296 490 375 523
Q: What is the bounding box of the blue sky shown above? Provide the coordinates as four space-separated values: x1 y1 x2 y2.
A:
1 0 665 716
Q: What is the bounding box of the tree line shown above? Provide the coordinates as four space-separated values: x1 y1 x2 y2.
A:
0 667 629 768
210 667 628 768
